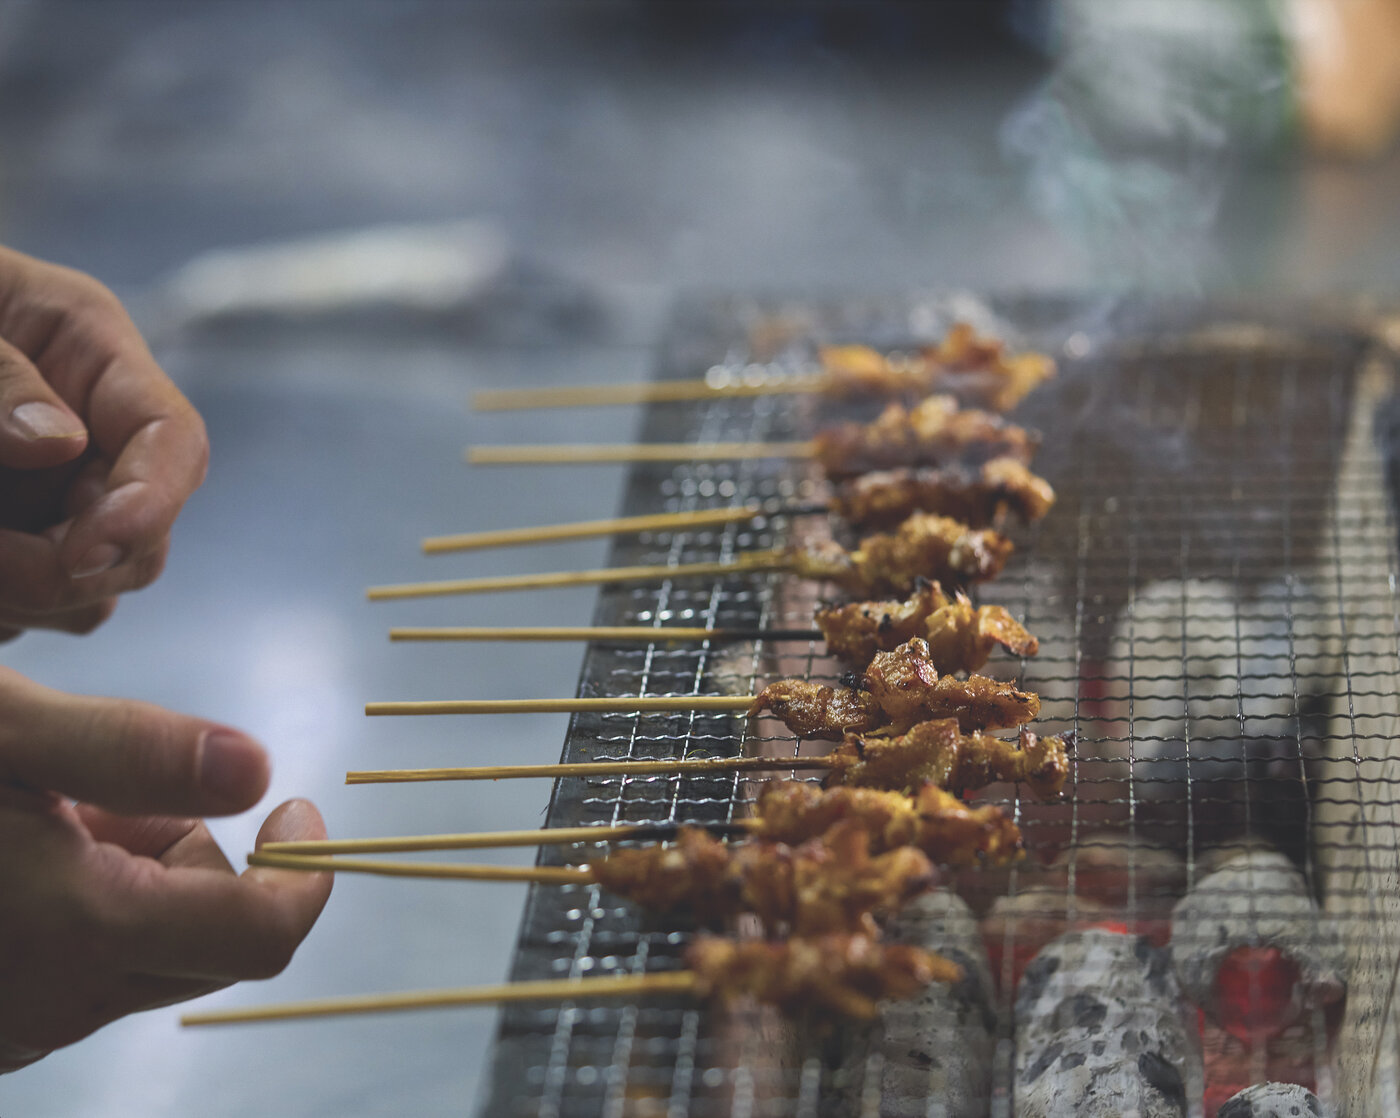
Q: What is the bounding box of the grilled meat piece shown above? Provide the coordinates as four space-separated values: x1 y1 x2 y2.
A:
754 780 1023 867
830 458 1056 530
589 824 734 918
815 580 1039 669
862 637 1039 730
590 821 936 936
825 718 1073 801
820 325 1055 413
687 932 962 1020
749 637 1040 738
920 320 1056 412
746 678 883 740
812 396 1038 481
789 512 1014 597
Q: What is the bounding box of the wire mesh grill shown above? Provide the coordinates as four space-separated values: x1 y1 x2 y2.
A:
478 297 1400 1117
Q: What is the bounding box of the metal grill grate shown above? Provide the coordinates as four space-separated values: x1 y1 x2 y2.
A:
478 297 1400 1117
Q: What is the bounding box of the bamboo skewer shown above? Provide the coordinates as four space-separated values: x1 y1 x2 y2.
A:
467 441 815 465
181 972 700 1026
472 377 826 411
367 552 787 600
247 852 591 883
261 822 727 856
389 625 822 643
346 755 834 785
364 696 755 717
421 507 762 554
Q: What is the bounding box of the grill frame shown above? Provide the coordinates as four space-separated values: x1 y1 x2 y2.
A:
477 296 1400 1118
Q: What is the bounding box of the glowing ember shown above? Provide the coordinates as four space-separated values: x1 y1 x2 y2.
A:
1214 946 1301 1042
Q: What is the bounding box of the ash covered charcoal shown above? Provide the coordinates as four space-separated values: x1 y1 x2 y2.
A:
1170 848 1346 1036
1052 832 1187 920
982 884 1113 987
837 889 996 1117
1014 929 1202 1118
1216 1082 1331 1118
1084 577 1340 855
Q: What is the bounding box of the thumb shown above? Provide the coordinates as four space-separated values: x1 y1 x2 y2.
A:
0 668 269 816
0 337 88 469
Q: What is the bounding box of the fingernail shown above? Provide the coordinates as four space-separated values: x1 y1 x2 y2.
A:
10 401 85 440
199 729 268 805
272 798 320 839
69 542 125 579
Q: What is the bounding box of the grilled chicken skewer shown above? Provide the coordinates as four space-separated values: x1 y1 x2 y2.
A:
747 636 1039 736
264 780 1024 868
368 637 1040 734
347 717 1074 801
472 322 1053 413
469 394 1039 477
369 509 1012 601
182 933 961 1026
392 581 1038 677
423 456 1053 554
254 821 935 938
828 457 1053 530
588 820 935 936
814 579 1037 667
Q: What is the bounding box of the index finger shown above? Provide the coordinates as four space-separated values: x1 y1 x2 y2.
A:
0 250 209 579
55 350 209 581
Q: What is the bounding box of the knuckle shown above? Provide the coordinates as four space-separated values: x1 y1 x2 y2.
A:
65 272 124 320
93 700 195 793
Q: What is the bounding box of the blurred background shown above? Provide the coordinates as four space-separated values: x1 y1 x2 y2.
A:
0 1 1398 1115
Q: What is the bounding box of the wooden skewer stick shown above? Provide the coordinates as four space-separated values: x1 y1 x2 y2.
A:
261 822 736 856
249 852 595 883
421 506 762 554
247 851 592 883
364 696 755 717
473 377 825 411
346 755 833 784
467 441 816 465
389 625 822 643
366 551 788 600
181 971 700 1026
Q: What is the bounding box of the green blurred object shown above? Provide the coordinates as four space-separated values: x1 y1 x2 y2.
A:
1050 0 1300 153
1003 0 1301 289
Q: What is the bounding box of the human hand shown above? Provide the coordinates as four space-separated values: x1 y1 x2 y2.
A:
0 245 208 639
0 667 332 1071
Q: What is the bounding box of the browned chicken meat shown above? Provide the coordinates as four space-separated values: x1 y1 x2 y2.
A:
753 780 1023 867
824 717 1073 801
789 512 1014 597
748 637 1040 738
687 932 962 1020
812 396 1038 481
590 821 936 937
815 579 1039 669
748 677 884 739
829 457 1056 530
819 322 1055 413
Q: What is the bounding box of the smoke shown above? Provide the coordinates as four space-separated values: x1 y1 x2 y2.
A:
1001 0 1297 290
